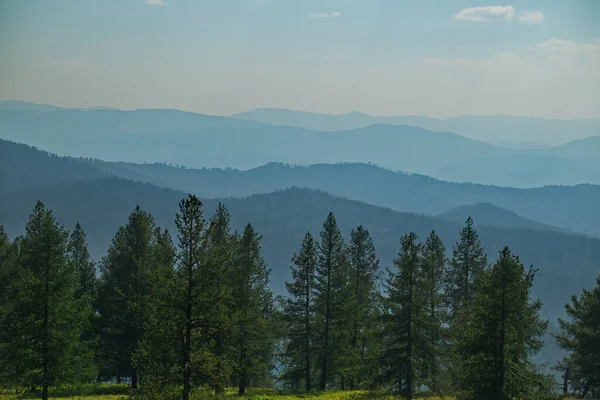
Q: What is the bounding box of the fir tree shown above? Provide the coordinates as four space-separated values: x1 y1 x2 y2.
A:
281 232 318 391
381 232 425 400
420 230 446 393
0 225 17 382
314 212 349 390
96 205 157 388
344 225 380 390
174 195 207 400
555 276 600 397
5 202 95 399
457 247 548 400
232 223 273 395
445 217 487 319
204 203 236 394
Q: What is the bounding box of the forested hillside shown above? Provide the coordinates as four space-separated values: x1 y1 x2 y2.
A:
2 139 599 236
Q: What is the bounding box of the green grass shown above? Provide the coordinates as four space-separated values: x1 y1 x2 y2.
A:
0 385 579 400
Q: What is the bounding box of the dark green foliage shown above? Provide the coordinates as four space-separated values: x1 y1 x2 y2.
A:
314 212 350 390
67 223 97 300
3 202 95 399
203 203 236 394
445 217 487 319
420 230 446 393
456 247 548 400
380 232 426 400
0 225 17 383
232 223 274 395
96 205 158 388
555 276 600 397
281 232 318 391
343 226 380 390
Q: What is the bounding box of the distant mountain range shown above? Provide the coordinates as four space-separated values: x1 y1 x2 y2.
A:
2 139 599 236
0 102 598 188
233 107 600 148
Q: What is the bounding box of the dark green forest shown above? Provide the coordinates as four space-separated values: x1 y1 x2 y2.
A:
1 198 599 400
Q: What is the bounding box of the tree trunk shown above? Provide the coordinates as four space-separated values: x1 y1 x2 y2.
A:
131 368 138 389
42 384 48 400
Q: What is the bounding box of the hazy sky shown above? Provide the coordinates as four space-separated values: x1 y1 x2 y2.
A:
1 0 599 118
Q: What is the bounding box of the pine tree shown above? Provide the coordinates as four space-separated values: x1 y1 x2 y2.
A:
420 230 446 393
204 203 236 394
0 225 17 382
281 232 318 391
445 217 487 319
232 223 273 395
67 223 97 300
96 205 157 388
5 202 95 399
344 225 380 390
457 247 548 400
67 223 98 354
381 232 425 400
314 212 349 390
555 276 600 397
174 195 207 400
133 227 177 395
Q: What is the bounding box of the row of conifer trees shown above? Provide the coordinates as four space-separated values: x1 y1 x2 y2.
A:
0 195 597 400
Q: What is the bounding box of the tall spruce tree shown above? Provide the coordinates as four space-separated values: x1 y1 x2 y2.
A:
5 202 95 399
381 232 425 400
344 225 380 390
281 232 318 391
445 217 487 319
204 203 236 394
67 223 98 351
0 225 17 382
314 212 349 390
555 276 600 397
457 247 548 400
96 205 157 388
420 230 446 393
174 195 207 400
232 223 273 395
133 227 177 395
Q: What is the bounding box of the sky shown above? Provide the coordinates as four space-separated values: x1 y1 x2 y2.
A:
0 0 599 118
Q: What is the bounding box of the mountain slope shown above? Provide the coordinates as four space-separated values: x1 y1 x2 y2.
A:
439 203 570 233
0 139 106 194
433 154 600 187
0 108 509 174
2 139 598 236
233 108 600 146
89 160 600 236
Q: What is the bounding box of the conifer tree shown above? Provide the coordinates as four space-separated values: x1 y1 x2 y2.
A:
314 212 349 390
281 232 318 391
555 276 600 397
133 227 177 394
381 232 425 400
420 230 446 393
5 202 95 400
204 203 236 394
232 223 273 395
344 225 380 389
67 223 98 352
96 205 157 388
445 217 487 319
0 225 17 382
457 247 548 400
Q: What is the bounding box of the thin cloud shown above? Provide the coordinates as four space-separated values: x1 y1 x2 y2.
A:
519 11 544 24
146 0 165 6
454 5 515 22
309 11 341 19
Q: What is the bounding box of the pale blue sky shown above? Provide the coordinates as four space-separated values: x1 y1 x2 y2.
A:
1 0 599 117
